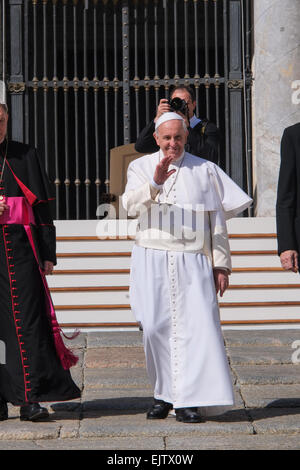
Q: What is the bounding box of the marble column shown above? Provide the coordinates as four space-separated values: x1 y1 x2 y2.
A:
252 0 300 216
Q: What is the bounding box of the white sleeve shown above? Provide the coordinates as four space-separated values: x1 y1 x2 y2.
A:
209 210 232 273
122 163 159 218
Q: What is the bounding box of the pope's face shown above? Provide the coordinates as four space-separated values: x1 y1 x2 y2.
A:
0 107 8 144
154 119 188 161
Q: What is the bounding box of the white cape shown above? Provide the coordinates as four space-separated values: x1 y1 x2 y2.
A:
123 151 252 218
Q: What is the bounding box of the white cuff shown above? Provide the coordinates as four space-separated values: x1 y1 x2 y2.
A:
150 179 163 190
213 267 230 274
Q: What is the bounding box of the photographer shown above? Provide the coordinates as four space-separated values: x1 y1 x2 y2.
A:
134 85 220 164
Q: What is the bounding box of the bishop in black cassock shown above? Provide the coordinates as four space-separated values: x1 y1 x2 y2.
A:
0 104 80 422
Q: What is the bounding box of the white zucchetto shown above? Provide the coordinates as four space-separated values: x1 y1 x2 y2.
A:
155 112 184 130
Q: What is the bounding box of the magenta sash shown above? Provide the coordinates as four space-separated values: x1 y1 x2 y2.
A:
0 197 35 225
0 196 78 370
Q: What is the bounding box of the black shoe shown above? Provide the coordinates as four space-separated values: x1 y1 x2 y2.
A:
20 403 49 422
175 407 202 423
147 399 173 419
0 398 8 421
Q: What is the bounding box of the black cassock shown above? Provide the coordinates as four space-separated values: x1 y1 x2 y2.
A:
0 139 80 405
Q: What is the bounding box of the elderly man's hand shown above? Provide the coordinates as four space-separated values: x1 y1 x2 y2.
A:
213 268 229 297
0 200 8 216
153 155 176 185
280 250 299 272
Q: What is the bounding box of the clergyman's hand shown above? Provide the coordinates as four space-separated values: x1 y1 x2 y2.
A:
0 201 8 216
213 268 229 297
280 250 299 273
153 155 176 186
43 260 54 276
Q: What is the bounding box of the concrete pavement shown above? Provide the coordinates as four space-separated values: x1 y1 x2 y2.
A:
1 329 300 450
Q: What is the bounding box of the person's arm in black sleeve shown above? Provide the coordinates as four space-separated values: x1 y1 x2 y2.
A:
32 200 57 265
134 120 159 154
187 121 220 163
276 127 298 255
197 121 220 164
27 148 57 266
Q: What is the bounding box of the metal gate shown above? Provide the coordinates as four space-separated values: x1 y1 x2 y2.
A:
1 0 253 220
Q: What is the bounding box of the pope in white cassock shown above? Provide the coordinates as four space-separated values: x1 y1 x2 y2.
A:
122 112 252 423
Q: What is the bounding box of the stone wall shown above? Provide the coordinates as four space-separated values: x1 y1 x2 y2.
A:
252 0 300 216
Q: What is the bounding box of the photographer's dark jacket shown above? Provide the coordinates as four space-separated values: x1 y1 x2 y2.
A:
276 122 300 256
134 116 220 164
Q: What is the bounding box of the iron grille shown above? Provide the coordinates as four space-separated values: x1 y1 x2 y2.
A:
3 0 253 219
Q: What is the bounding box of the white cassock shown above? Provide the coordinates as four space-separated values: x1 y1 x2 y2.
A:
122 151 252 413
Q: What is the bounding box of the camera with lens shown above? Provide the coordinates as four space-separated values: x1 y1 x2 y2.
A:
168 97 188 116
